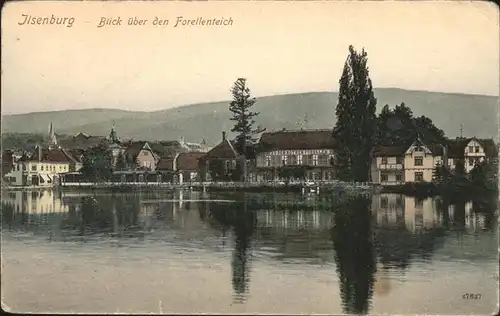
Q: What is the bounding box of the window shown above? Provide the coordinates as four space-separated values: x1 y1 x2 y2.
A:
381 156 388 164
282 155 287 165
469 157 474 166
144 151 149 156
16 165 20 171
41 165 44 171
265 155 271 167
312 154 318 166
31 165 37 171
23 164 26 171
468 146 473 153
414 172 424 182
381 173 388 182
297 155 303 165
414 157 423 166
475 146 480 153
396 157 403 164
318 155 328 165
396 174 402 181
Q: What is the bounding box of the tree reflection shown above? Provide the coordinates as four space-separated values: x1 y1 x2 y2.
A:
207 195 256 304
331 194 376 315
471 195 498 232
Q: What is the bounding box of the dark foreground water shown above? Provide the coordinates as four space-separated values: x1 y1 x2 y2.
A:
1 189 498 314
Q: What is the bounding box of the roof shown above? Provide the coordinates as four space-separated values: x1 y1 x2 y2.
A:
372 145 408 157
28 147 78 164
58 135 107 150
373 140 445 157
445 137 498 158
258 129 336 151
67 148 85 163
202 139 239 159
156 157 174 171
123 141 148 158
477 138 498 157
176 152 206 171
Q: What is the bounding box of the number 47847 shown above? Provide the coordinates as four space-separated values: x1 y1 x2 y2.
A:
462 293 482 300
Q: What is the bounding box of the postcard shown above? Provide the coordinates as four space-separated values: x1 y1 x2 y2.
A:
1 0 499 315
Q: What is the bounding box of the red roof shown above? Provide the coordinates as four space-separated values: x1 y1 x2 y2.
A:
176 152 206 171
202 139 238 159
156 157 174 171
258 129 336 151
29 147 78 164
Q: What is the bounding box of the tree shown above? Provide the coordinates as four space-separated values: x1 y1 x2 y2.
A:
115 152 127 171
333 45 377 182
470 160 498 194
376 102 446 146
229 78 266 182
81 145 113 182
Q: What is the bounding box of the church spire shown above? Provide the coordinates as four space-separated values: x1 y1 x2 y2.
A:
48 122 58 149
109 121 119 143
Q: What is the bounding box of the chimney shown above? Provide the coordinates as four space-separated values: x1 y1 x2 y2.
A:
37 145 42 162
222 131 226 141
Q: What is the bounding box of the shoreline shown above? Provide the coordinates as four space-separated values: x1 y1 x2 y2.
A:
3 181 378 194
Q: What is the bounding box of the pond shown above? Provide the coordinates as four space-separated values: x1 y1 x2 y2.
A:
1 189 498 314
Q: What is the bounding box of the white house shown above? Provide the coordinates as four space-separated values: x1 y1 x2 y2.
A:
447 137 497 173
6 145 81 186
371 137 497 186
403 139 444 183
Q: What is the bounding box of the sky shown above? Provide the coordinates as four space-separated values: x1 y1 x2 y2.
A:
1 1 499 115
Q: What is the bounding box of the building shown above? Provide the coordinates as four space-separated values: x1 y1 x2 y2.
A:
6 145 81 186
372 138 444 184
150 137 211 158
254 129 336 182
370 145 407 185
371 136 498 185
157 152 206 183
403 139 444 183
446 137 497 173
198 132 242 181
123 141 160 170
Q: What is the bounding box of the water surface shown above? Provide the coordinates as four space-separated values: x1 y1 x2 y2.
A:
1 189 498 314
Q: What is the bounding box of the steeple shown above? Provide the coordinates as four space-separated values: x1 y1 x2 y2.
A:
48 122 58 149
109 121 119 144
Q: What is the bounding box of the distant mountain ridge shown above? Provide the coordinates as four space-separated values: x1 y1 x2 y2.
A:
1 88 498 146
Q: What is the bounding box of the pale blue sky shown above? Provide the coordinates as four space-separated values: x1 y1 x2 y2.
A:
1 1 499 115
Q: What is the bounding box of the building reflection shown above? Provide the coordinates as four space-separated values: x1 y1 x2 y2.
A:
3 189 68 214
2 189 496 312
372 193 494 233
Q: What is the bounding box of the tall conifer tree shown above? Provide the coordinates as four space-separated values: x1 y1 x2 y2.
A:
333 46 377 182
229 78 265 181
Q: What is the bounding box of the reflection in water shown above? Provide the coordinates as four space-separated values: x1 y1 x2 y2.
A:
331 195 376 314
208 195 256 303
1 189 498 314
